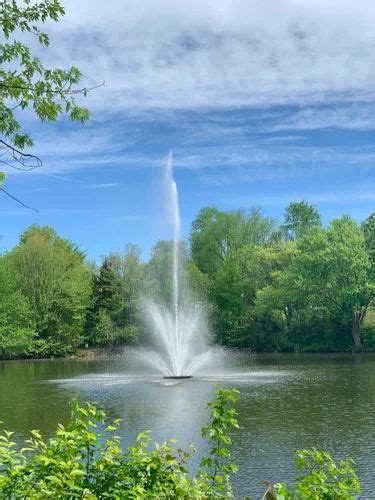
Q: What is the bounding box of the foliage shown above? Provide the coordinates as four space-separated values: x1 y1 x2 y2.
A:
274 449 360 499
0 0 89 167
143 240 179 305
0 202 374 357
0 253 35 357
87 256 141 346
191 206 276 278
0 387 240 498
0 388 361 499
200 387 239 496
283 200 322 240
11 225 91 351
362 212 375 263
255 217 374 351
212 244 284 347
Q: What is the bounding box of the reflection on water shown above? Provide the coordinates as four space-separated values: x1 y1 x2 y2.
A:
0 352 374 498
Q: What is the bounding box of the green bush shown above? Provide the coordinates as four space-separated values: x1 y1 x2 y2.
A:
273 449 360 499
0 388 360 499
0 388 239 498
25 338 75 358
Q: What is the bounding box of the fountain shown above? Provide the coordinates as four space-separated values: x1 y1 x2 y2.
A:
143 153 212 378
51 155 291 392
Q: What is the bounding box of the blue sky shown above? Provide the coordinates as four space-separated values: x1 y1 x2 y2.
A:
1 0 374 261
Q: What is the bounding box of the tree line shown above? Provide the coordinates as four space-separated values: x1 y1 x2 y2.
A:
0 201 374 359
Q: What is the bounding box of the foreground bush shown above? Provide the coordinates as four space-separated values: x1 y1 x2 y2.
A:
0 388 360 498
268 449 360 499
0 388 238 498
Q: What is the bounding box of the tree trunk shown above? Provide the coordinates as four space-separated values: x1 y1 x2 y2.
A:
351 319 363 351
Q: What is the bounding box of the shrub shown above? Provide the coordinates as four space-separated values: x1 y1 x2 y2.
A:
25 338 75 358
0 388 239 498
0 388 360 498
272 449 360 499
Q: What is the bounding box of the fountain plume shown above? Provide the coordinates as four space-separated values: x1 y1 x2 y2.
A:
143 153 211 377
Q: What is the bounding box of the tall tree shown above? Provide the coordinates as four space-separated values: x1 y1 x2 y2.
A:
13 225 91 348
86 259 123 346
283 200 321 240
257 218 374 350
0 253 35 357
191 206 276 277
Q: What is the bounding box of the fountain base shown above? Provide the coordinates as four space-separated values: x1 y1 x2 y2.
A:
163 376 193 379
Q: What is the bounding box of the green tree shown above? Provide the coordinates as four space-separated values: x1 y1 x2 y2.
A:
108 244 144 330
299 217 373 349
283 200 321 240
257 218 374 350
362 212 375 262
213 243 292 348
191 206 276 277
0 0 90 173
87 259 124 346
0 253 35 357
13 225 91 351
144 240 182 305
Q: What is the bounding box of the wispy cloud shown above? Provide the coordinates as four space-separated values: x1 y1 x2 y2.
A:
39 0 375 114
85 182 120 189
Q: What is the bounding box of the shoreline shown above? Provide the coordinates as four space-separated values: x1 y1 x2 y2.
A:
1 346 374 363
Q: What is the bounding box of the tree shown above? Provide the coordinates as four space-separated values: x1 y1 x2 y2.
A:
191 206 276 277
213 243 293 348
0 0 93 196
301 217 373 349
87 259 124 346
144 240 186 305
107 244 144 328
13 225 91 349
283 200 321 240
362 212 375 262
0 253 35 357
257 218 374 350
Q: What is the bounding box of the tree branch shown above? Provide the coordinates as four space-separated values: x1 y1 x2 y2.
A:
0 81 105 95
0 187 38 212
0 140 42 170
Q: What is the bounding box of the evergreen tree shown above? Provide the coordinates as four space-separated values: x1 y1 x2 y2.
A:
87 259 128 346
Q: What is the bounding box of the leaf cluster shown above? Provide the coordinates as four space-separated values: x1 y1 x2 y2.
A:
0 387 240 498
0 0 89 152
273 448 361 499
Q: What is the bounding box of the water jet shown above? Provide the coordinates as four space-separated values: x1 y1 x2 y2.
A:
143 152 214 378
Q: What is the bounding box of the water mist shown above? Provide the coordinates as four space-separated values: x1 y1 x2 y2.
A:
143 153 212 377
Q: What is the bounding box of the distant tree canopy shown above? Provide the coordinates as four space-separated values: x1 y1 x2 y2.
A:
191 207 276 277
0 203 374 359
191 204 374 351
0 0 91 202
362 212 375 262
282 200 322 240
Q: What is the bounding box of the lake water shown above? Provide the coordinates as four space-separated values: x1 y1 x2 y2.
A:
0 351 374 498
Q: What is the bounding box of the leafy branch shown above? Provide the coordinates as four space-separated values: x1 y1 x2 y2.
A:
0 0 98 208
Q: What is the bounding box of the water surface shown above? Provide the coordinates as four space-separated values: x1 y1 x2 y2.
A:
0 352 374 498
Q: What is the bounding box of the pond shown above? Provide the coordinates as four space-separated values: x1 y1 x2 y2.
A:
0 352 374 498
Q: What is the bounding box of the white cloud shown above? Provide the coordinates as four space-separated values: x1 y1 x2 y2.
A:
85 182 120 189
38 0 375 112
